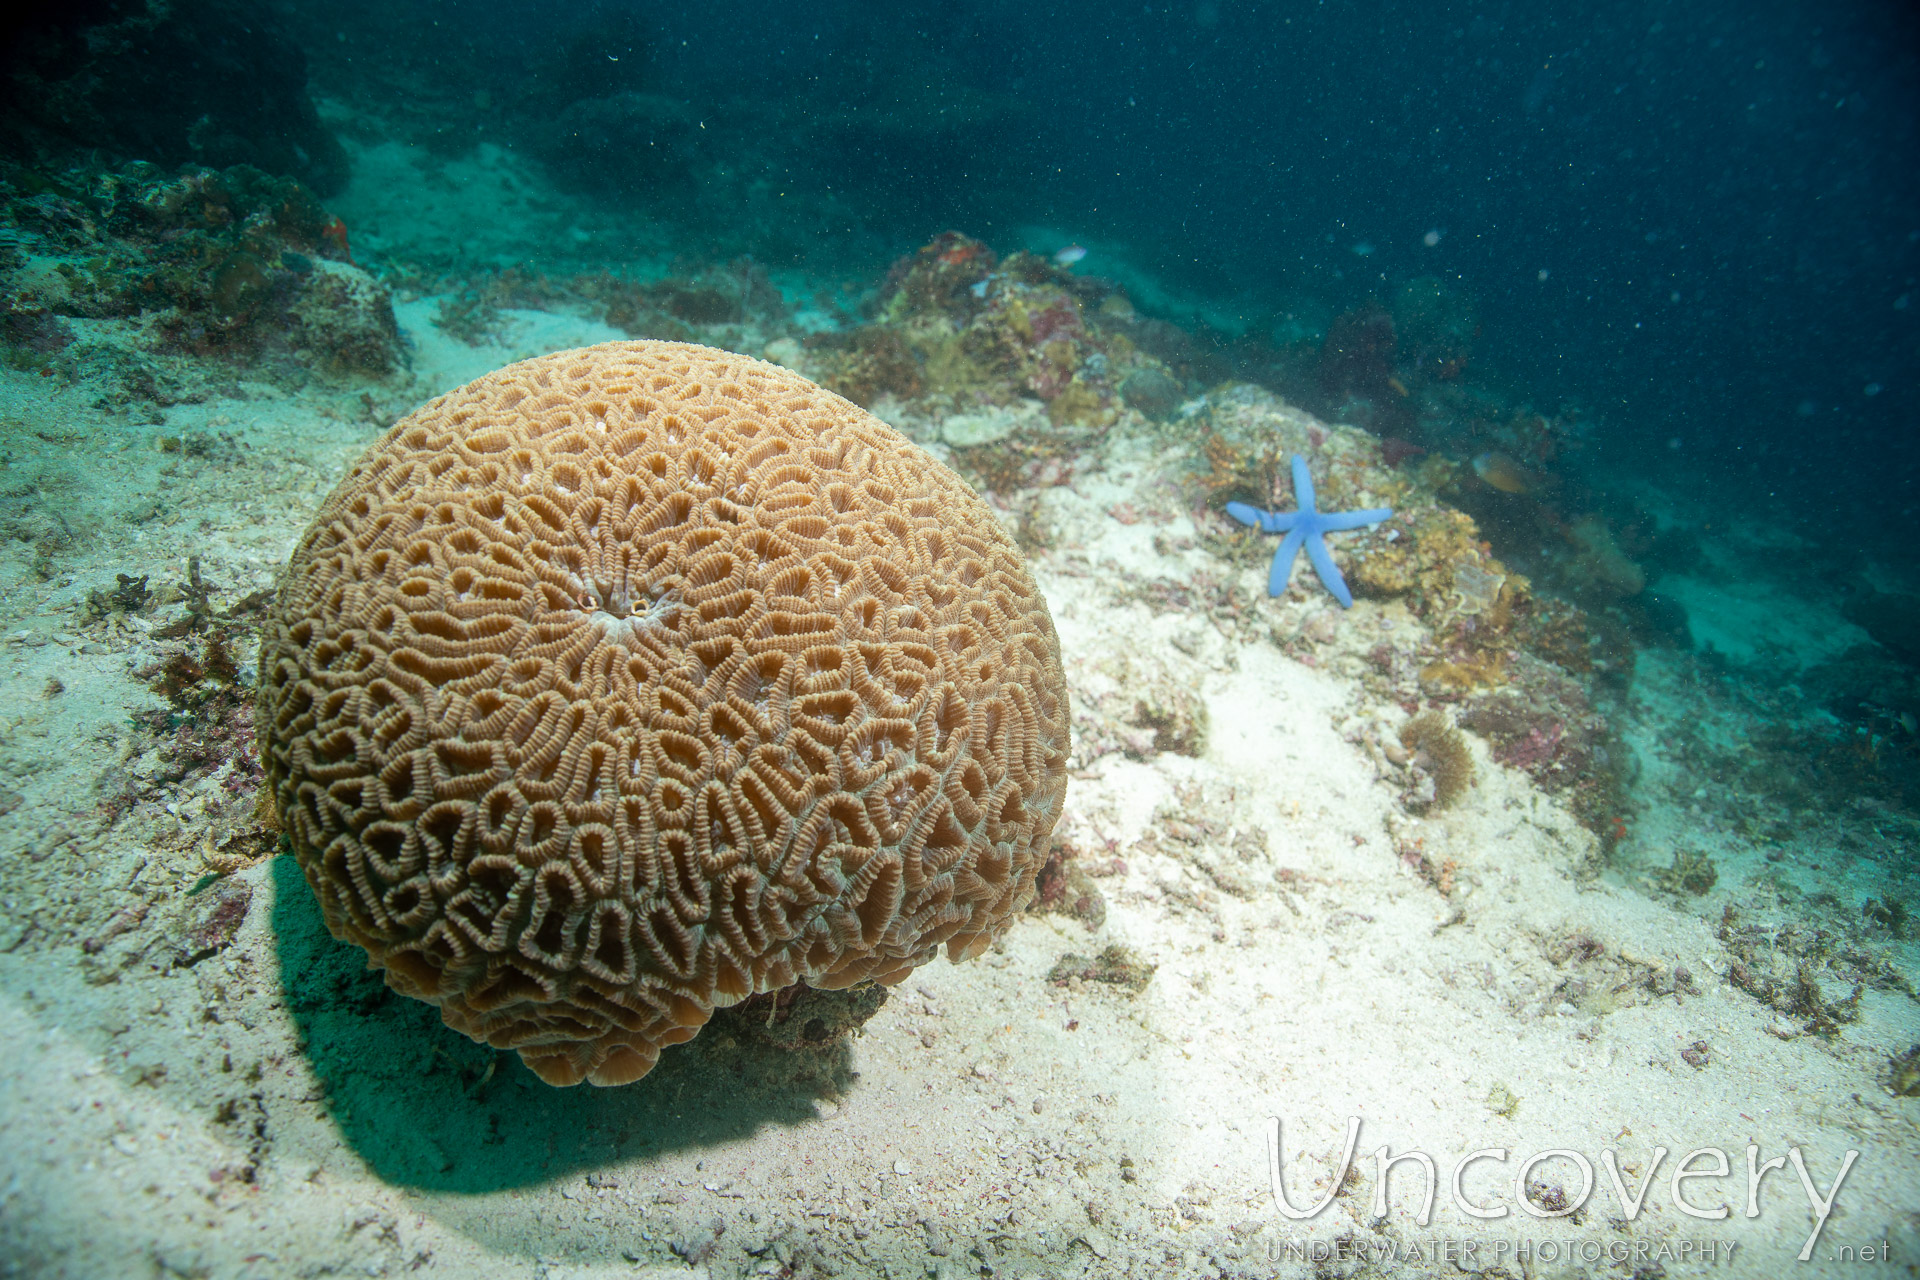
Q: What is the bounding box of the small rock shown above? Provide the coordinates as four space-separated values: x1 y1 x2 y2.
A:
1045 943 1156 994
29 825 72 862
1128 684 1209 758
1302 610 1341 645
760 337 805 369
287 260 402 374
1119 367 1183 420
892 1159 911 1176
180 879 252 962
1079 1228 1114 1259
941 411 1019 448
669 1216 725 1264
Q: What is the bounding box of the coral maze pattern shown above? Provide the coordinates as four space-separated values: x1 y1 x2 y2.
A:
258 342 1070 1085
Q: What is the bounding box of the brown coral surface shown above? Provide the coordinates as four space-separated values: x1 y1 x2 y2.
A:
257 340 1070 1086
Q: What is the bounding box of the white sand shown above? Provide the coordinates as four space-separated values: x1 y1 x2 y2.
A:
0 287 1915 1280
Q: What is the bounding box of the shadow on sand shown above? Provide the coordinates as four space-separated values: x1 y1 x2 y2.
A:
271 855 847 1192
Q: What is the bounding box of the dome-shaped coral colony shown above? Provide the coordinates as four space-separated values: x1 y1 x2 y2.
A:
258 341 1070 1085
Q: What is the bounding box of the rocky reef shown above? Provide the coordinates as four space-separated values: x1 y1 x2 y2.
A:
2 1 347 195
0 161 401 396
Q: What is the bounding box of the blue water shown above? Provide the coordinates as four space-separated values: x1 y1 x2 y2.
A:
272 0 1920 543
11 0 1913 538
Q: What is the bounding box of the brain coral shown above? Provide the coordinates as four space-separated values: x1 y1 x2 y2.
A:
259 341 1070 1085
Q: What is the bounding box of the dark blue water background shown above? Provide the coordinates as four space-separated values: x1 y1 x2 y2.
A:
307 0 1919 558
0 1 1872 564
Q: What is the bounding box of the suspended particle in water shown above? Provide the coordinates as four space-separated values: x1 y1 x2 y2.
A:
1537 269 1550 281
1423 229 1443 247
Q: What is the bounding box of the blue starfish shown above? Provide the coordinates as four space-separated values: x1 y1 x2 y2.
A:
1226 454 1393 608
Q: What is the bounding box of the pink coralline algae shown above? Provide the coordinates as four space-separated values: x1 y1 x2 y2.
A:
1029 300 1083 345
1459 674 1625 840
1497 723 1564 771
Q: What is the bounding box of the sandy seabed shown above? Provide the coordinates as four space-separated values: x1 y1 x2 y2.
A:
0 287 1915 1280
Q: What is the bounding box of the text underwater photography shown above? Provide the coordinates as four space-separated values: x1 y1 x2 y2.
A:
1262 1117 1884 1267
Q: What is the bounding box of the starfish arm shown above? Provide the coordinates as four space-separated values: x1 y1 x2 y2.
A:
1268 526 1307 598
1315 506 1394 532
1224 501 1264 529
1289 454 1317 514
1262 509 1301 532
1227 501 1301 534
1305 530 1357 608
